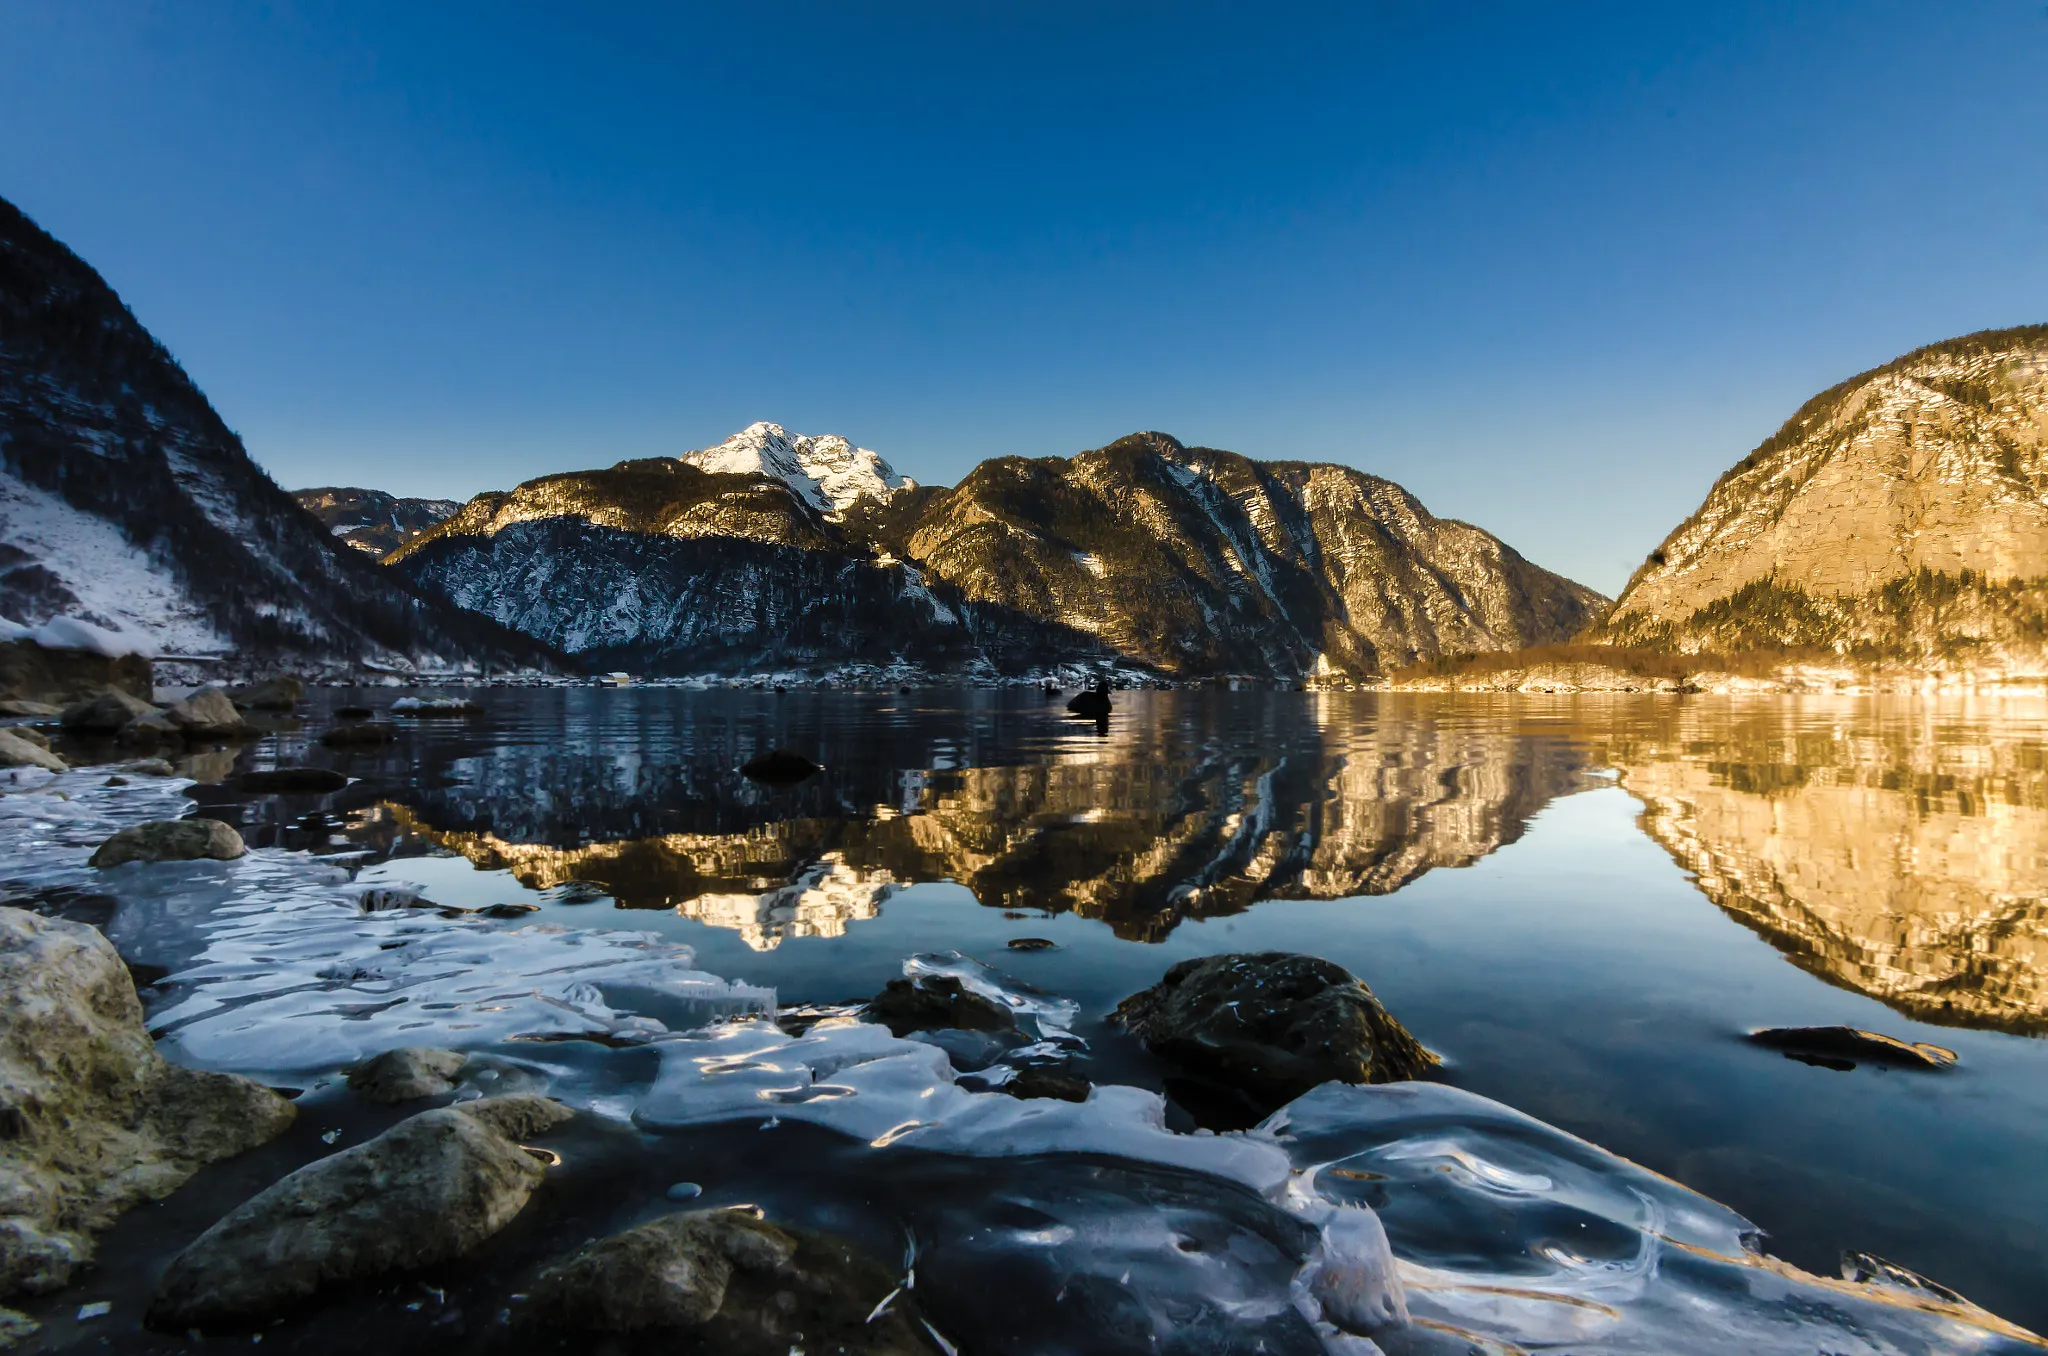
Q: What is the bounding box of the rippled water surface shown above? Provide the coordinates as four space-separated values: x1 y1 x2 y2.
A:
17 687 2048 1350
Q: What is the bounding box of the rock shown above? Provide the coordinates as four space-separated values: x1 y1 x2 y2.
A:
235 768 348 793
88 819 245 869
740 748 822 784
0 1306 36 1347
865 974 1017 1038
3 727 49 751
118 712 181 748
0 730 63 773
0 641 152 709
1003 1067 1091 1102
102 775 127 787
319 721 398 746
527 1208 939 1353
146 1095 571 1329
119 758 175 777
1112 953 1438 1119
59 689 159 734
0 701 58 718
0 910 296 1307
334 705 374 720
1006 936 1058 951
1748 1026 1959 1072
345 1047 468 1104
231 676 303 711
163 685 251 738
480 902 539 919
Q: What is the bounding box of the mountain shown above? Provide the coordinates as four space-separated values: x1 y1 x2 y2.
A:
391 429 1605 677
677 421 913 515
1596 326 2048 667
295 487 462 558
0 195 559 672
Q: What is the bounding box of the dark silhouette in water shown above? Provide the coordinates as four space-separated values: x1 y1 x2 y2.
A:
740 748 822 784
1066 681 1111 721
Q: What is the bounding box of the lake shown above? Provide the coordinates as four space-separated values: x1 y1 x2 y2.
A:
11 686 2048 1352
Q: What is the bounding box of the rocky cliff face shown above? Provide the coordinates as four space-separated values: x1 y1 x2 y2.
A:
294 488 462 558
1597 326 2048 666
0 195 557 672
393 430 1604 677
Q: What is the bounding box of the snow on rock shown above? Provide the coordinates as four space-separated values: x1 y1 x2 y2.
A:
679 422 912 516
0 470 224 656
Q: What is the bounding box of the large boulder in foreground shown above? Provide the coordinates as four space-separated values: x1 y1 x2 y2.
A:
1113 953 1438 1121
0 910 296 1304
88 819 245 869
0 730 63 773
528 1208 939 1354
147 1095 572 1329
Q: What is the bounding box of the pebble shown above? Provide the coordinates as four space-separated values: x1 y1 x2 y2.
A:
664 1181 703 1201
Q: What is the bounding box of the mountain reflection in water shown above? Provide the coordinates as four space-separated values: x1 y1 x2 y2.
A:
347 697 1593 944
301 691 2048 1037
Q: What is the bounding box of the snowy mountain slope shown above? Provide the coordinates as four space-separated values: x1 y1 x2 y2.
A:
0 470 225 655
393 429 1603 677
0 194 560 670
677 422 912 515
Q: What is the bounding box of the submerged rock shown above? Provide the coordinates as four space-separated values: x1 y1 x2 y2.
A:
1006 936 1058 951
1748 1026 1959 1071
0 910 295 1307
59 689 158 734
232 675 304 711
333 704 374 720
865 974 1017 1037
319 720 398 746
0 730 63 773
345 1047 469 1104
740 748 822 784
118 712 181 748
164 685 251 738
1003 1067 1091 1103
88 819 245 869
146 1095 572 1329
236 767 348 793
1113 953 1438 1121
528 1207 939 1353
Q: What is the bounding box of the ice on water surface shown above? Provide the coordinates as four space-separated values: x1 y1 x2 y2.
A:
1 767 2041 1354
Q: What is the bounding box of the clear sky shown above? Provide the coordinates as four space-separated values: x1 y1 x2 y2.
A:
3 2 2044 596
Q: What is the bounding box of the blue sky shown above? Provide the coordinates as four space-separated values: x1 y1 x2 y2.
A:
3 2 2044 596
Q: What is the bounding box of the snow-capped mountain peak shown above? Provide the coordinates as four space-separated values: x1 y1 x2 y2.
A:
679 422 912 515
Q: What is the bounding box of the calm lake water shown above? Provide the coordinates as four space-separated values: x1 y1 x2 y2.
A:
167 686 2048 1336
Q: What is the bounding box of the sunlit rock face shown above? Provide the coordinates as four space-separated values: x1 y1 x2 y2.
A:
1598 326 2048 667
370 715 1593 944
1611 704 2048 1033
390 430 1603 678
